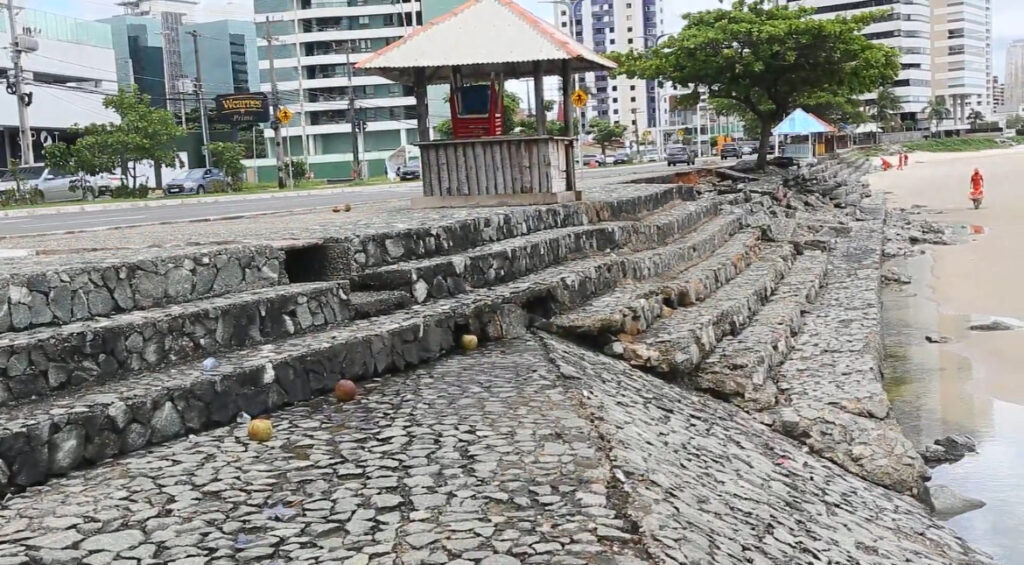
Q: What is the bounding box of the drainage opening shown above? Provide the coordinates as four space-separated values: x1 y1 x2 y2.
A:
284 245 331 283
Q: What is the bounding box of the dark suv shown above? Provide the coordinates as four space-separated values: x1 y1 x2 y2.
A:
665 146 694 167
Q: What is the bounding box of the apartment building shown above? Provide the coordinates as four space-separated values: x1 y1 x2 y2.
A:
553 0 662 140
931 0 992 123
0 8 119 164
990 75 1005 111
1005 40 1024 113
790 0 933 120
253 0 464 180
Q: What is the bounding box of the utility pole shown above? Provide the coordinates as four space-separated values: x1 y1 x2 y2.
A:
187 30 212 168
631 108 641 158
7 0 34 165
264 18 287 189
345 40 362 180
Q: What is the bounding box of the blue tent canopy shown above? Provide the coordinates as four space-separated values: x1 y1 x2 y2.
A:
772 108 834 135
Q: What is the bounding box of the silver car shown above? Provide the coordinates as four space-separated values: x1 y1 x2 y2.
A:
0 165 95 202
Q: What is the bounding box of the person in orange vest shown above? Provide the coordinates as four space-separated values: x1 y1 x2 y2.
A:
897 152 904 170
902 152 910 168
969 168 984 198
881 157 894 171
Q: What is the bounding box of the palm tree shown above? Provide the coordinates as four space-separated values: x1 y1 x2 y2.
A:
870 87 903 131
923 96 952 131
967 109 985 130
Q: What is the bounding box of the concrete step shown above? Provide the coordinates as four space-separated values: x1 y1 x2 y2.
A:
617 244 797 375
0 282 351 407
694 251 829 409
549 224 759 338
1 244 288 336
351 197 728 302
0 211 754 493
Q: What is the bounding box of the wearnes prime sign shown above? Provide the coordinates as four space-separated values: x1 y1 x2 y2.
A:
213 93 271 124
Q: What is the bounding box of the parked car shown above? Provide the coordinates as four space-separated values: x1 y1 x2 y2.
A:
642 149 660 163
719 143 741 160
0 165 96 202
398 161 421 180
92 172 127 196
612 152 631 165
740 145 754 156
164 168 227 195
665 145 694 167
581 154 605 167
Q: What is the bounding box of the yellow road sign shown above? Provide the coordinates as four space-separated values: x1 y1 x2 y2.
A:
571 89 588 108
276 107 294 124
677 129 686 138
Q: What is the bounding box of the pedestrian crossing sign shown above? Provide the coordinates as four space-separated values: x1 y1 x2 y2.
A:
276 107 294 124
571 89 588 108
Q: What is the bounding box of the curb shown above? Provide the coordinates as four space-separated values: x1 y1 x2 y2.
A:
0 183 412 218
0 198 408 240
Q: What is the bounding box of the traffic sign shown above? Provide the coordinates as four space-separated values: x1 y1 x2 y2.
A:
676 129 685 138
276 107 294 124
571 89 588 108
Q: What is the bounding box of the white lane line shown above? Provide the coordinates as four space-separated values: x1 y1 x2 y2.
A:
0 218 28 223
29 214 148 228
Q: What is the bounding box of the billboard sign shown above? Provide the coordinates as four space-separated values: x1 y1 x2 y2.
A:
213 93 271 124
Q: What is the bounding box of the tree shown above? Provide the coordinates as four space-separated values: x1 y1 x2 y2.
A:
967 109 985 130
1007 114 1024 130
869 86 903 131
45 86 183 189
208 141 245 189
587 119 626 157
924 96 952 130
610 0 899 168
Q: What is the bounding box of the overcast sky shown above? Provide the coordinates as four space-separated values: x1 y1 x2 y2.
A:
31 0 1024 76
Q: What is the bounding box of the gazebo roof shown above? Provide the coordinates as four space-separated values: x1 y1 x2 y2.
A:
356 0 617 85
772 108 837 135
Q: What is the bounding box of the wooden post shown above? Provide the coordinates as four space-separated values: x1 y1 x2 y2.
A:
414 68 429 143
533 61 547 135
561 60 572 137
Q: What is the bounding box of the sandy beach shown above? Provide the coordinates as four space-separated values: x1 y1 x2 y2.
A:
873 145 1024 562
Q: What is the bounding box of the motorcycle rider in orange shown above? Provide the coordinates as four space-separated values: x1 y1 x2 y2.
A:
970 168 984 199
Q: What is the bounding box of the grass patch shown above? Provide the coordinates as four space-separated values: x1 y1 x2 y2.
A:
902 138 1004 152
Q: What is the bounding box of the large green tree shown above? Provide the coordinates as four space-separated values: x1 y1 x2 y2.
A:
610 0 899 168
46 86 183 189
923 96 952 130
587 119 627 158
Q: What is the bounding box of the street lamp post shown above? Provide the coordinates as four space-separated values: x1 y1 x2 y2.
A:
642 33 671 158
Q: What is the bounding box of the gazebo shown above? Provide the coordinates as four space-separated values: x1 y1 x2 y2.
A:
356 0 617 208
772 108 837 159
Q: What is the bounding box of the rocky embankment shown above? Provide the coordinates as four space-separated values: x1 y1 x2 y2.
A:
0 156 993 564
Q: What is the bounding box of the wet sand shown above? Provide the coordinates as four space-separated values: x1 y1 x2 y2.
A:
873 145 1024 562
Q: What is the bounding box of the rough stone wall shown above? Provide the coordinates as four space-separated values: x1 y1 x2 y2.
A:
0 244 286 334
0 282 350 406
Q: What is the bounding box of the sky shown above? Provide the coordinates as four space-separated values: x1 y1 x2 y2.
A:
30 0 1024 76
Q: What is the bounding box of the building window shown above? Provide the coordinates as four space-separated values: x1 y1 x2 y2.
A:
358 15 370 25
630 85 635 91
561 22 567 27
613 109 619 115
612 86 617 91
364 85 374 95
609 39 615 45
612 97 618 103
383 14 395 26
560 10 566 16
626 15 632 21
630 96 636 102
389 83 401 94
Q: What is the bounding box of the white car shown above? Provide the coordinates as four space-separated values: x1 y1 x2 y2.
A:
643 150 660 163
0 165 96 202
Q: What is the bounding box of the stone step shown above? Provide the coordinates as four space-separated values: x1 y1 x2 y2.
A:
0 282 351 407
349 290 414 320
351 197 728 302
343 183 703 273
549 224 760 338
1 244 287 336
694 251 829 409
768 203 930 497
617 244 797 375
0 212 756 493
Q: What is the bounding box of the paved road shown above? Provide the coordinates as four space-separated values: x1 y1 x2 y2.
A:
0 162 670 237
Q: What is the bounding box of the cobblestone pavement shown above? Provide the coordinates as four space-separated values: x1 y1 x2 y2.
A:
0 335 990 564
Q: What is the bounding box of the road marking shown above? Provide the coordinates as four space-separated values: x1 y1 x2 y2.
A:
29 214 148 227
0 218 27 223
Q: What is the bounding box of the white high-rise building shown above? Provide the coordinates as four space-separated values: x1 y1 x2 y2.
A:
789 0 933 119
554 0 663 140
931 0 992 123
1005 40 1024 113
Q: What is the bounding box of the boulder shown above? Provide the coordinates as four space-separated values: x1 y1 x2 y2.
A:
969 319 1019 332
929 485 985 520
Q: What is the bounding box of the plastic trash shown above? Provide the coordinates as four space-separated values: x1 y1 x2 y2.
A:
201 357 220 372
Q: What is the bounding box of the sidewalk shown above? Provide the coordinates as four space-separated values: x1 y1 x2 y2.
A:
0 181 410 218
